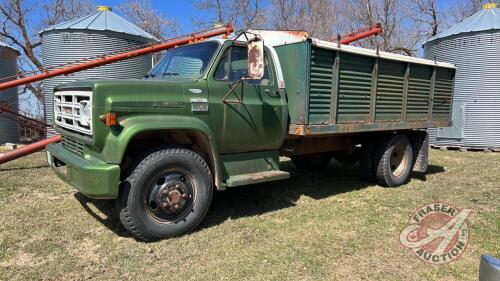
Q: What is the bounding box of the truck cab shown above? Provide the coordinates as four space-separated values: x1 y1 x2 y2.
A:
46 30 455 241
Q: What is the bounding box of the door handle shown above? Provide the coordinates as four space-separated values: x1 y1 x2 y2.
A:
265 89 280 96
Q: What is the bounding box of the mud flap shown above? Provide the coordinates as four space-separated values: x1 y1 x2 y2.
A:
409 131 429 173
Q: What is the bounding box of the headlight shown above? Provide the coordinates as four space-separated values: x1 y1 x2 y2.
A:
79 100 91 126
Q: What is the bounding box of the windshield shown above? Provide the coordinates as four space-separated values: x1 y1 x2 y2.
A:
147 41 219 79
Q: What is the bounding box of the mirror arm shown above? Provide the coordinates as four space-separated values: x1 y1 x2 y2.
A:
232 30 256 43
222 78 246 104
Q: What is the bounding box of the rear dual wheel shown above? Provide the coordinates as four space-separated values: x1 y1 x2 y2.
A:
374 134 413 187
361 134 414 187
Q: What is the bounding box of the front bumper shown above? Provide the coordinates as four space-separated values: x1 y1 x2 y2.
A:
46 143 120 199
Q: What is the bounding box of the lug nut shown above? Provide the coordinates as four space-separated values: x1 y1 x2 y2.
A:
162 202 168 208
174 204 180 209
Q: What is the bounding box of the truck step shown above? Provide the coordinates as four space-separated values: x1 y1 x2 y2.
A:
225 170 290 187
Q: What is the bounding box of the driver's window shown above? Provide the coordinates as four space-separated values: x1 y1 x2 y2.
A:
214 46 272 85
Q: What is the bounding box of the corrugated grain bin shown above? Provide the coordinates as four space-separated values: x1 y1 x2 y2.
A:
40 6 158 135
0 42 20 144
424 4 500 150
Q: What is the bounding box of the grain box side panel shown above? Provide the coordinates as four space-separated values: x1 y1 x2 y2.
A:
432 67 454 120
407 64 433 120
375 59 405 122
308 46 335 124
337 52 374 123
274 42 310 125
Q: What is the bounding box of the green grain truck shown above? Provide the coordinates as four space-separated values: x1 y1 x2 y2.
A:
46 30 455 241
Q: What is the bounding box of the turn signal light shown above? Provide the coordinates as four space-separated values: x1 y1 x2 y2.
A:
105 112 117 127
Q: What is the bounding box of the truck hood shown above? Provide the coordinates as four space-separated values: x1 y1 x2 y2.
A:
54 79 191 110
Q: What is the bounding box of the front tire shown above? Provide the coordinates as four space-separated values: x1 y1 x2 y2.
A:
373 134 413 187
118 148 213 241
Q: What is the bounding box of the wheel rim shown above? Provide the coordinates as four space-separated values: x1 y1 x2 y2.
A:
390 144 409 178
145 171 195 223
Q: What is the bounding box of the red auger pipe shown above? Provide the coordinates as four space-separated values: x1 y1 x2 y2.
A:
339 23 383 45
0 135 61 164
0 23 234 92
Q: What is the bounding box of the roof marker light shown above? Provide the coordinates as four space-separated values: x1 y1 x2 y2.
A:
483 3 497 10
97 6 112 11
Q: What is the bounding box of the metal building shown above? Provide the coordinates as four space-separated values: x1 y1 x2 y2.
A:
40 6 158 133
0 42 20 144
424 4 500 150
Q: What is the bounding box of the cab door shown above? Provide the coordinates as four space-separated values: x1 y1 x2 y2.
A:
208 45 285 154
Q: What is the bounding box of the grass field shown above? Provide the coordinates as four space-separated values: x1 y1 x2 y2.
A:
0 149 498 280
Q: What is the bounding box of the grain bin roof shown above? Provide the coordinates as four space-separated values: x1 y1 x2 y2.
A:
0 42 20 55
425 6 500 43
40 6 158 42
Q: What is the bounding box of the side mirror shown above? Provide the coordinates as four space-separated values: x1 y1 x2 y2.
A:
247 37 264 80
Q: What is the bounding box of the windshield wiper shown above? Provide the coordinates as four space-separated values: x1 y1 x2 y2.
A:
144 73 155 79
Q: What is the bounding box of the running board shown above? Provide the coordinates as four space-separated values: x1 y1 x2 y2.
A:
225 171 290 187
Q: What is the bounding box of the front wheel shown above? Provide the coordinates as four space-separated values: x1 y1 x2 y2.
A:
117 148 213 241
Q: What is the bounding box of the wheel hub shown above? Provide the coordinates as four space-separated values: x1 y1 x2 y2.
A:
167 190 182 205
390 144 408 178
147 173 193 221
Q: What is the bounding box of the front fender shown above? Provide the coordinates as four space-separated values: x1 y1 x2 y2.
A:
102 115 222 187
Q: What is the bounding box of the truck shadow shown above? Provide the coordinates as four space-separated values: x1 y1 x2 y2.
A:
412 165 446 181
73 160 445 239
201 162 446 230
73 193 133 238
202 160 364 230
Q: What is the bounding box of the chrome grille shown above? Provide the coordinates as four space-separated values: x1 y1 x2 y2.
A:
54 90 93 135
61 136 85 155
